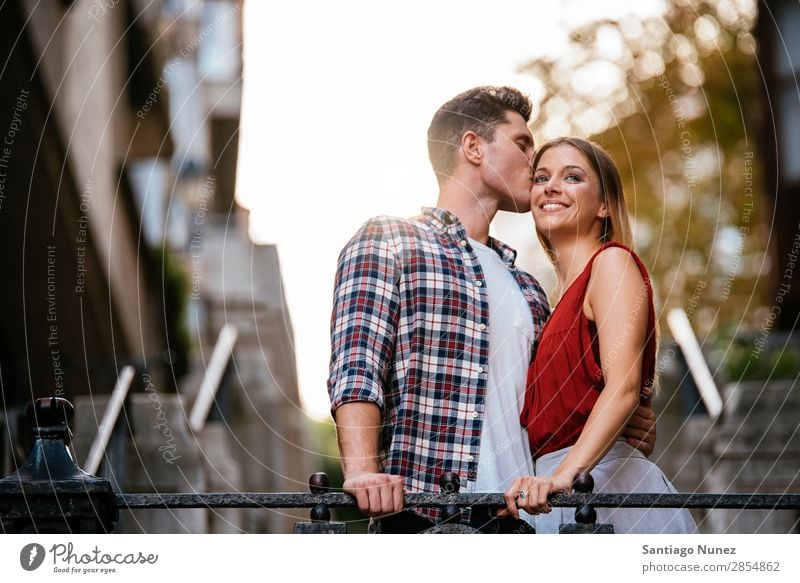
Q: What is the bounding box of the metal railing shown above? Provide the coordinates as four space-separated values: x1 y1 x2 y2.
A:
2 397 799 534
84 366 135 475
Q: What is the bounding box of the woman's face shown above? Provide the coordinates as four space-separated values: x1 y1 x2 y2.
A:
530 144 608 241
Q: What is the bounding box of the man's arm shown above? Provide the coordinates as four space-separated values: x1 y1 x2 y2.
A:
336 402 404 516
327 220 404 516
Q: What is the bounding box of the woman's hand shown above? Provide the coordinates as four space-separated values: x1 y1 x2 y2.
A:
502 474 573 519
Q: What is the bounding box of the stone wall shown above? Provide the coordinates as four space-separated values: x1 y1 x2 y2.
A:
659 379 800 533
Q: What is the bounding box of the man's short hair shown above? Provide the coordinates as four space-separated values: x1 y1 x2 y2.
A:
427 86 532 180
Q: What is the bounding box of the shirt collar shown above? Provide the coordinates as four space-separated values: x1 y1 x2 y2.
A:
487 237 519 267
421 206 460 230
420 207 519 267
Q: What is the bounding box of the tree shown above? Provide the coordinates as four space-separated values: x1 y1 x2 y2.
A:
521 0 768 353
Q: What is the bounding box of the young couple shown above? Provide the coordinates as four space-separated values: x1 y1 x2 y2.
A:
327 86 696 534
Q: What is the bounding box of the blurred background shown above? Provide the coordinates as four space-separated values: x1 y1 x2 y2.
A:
0 0 798 533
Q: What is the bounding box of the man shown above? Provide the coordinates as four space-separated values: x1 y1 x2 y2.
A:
327 86 656 533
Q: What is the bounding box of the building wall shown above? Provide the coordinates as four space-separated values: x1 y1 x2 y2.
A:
0 0 302 534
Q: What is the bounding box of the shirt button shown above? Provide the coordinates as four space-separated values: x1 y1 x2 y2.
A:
459 240 467 247
467 455 475 462
475 280 483 287
477 366 484 373
479 323 487 331
471 410 479 419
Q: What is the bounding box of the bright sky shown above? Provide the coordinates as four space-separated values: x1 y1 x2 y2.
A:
236 0 664 420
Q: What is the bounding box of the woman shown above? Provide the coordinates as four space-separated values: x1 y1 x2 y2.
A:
504 138 696 534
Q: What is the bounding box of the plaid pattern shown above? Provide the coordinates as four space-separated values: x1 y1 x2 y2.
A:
328 207 550 523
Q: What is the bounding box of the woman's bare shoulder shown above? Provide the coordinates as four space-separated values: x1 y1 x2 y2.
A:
590 246 645 285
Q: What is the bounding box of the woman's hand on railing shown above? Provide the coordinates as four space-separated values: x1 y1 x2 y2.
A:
501 474 572 519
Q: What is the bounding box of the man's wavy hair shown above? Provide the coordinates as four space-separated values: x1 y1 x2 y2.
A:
427 86 532 182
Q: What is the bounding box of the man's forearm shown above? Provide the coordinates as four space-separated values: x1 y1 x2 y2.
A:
335 402 404 516
335 401 383 476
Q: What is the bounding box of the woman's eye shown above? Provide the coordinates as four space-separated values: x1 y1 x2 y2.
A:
533 175 548 183
565 174 580 182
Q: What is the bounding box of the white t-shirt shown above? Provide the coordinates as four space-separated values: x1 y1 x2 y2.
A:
470 238 537 494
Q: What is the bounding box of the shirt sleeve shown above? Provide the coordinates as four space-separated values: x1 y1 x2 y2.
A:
327 219 401 414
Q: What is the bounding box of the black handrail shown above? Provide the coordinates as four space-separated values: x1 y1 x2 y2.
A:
114 491 800 511
2 397 799 535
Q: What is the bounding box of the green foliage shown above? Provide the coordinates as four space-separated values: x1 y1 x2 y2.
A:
725 336 800 380
521 0 769 340
152 244 191 383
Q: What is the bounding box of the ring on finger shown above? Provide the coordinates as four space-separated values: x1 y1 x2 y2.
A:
518 490 527 500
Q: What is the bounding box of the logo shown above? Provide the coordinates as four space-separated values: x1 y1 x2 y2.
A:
20 543 46 571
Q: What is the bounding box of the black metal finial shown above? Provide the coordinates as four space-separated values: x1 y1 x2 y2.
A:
573 472 597 524
6 397 82 481
309 472 329 494
0 397 118 533
573 472 594 493
309 472 331 522
28 397 74 442
440 472 462 523
292 471 347 533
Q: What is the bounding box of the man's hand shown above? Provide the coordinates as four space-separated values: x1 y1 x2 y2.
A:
622 403 657 457
343 471 404 517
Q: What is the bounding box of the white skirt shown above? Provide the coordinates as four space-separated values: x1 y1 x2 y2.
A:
531 441 697 534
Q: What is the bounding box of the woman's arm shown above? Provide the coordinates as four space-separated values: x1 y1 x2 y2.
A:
505 247 650 516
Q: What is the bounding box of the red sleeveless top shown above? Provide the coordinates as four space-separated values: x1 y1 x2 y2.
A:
520 242 656 458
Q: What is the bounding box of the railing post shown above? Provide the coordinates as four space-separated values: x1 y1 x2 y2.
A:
559 472 614 534
0 397 118 533
439 472 462 524
420 473 480 533
292 472 346 534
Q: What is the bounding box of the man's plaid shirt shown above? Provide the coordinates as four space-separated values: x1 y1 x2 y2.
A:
328 207 550 523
